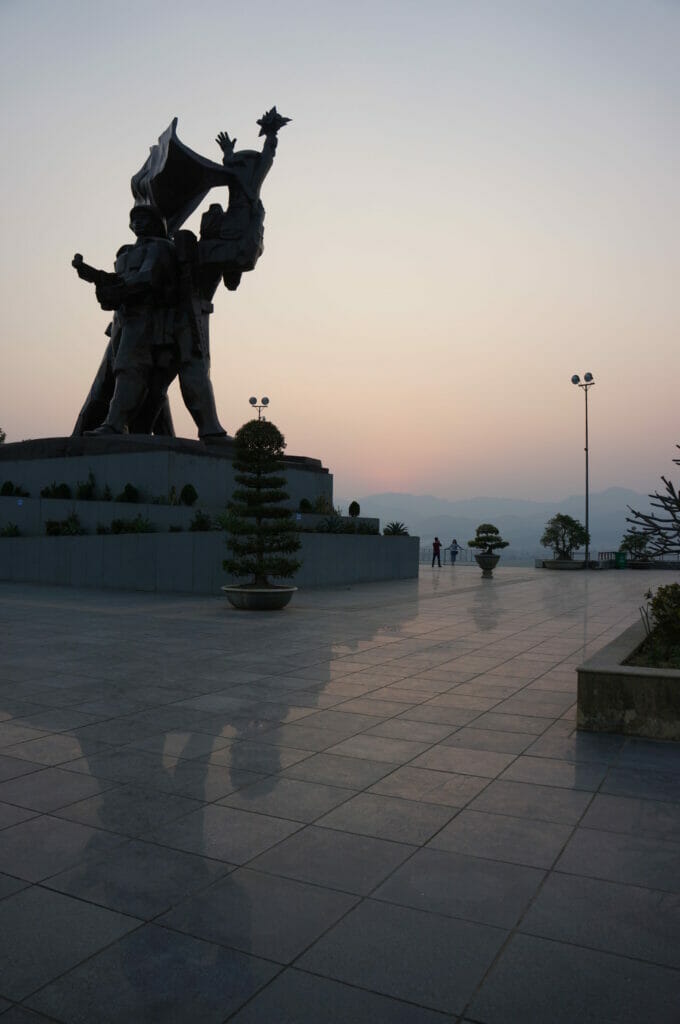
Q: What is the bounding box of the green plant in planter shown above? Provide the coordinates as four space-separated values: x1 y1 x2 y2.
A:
468 523 509 554
348 500 360 518
619 528 650 560
468 523 508 578
540 513 588 560
384 521 409 536
223 419 302 587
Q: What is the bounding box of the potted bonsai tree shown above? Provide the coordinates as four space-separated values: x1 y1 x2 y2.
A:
540 513 589 568
222 419 302 609
468 523 509 578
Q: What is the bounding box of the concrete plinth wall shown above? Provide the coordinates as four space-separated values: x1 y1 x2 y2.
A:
0 533 419 593
0 437 333 511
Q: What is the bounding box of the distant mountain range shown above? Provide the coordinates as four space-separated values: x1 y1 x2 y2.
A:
338 488 654 560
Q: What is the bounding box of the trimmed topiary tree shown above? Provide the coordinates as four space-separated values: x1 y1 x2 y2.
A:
223 419 302 587
348 500 360 518
540 513 588 560
468 523 509 555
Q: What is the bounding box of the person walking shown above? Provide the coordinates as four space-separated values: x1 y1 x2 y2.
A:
432 536 442 568
449 538 461 565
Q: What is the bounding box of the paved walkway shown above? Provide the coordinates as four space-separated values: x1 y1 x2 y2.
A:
0 568 678 1023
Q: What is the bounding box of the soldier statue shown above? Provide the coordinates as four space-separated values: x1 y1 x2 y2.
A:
72 107 290 439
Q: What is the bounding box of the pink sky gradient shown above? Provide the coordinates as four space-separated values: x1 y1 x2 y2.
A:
1 0 678 501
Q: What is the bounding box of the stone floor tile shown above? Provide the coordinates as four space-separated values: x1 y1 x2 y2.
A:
0 813 127 882
46 836 231 919
298 898 506 1015
2 734 114 767
374 846 544 927
399 705 480 726
555 826 680 891
617 738 680 771
369 766 488 807
499 754 607 790
146 803 301 864
325 734 432 765
521 871 680 967
524 731 625 763
159 867 357 963
601 766 680 804
472 711 548 735
200 739 311 773
0 756 47 783
126 729 231 760
53 783 202 837
365 719 455 743
249 824 415 894
0 770 114 815
442 727 535 754
469 779 592 824
144 761 266 801
469 932 680 1024
581 792 680 840
0 1006 60 1023
411 745 516 778
317 792 456 845
26 923 277 1023
229 968 454 1023
0 886 139 1001
0 873 28 901
0 802 38 831
253 722 348 751
281 752 396 788
427 808 573 868
218 776 353 823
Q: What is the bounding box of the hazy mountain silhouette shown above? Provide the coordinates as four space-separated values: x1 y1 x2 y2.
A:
340 488 653 561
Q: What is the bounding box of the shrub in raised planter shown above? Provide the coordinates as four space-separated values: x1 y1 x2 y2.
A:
540 513 588 561
222 419 301 608
468 523 509 578
348 500 360 518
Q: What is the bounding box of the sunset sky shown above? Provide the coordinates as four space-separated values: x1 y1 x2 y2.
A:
1 0 678 502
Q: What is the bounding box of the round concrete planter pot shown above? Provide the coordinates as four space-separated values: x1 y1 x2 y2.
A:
474 553 500 578
221 585 297 610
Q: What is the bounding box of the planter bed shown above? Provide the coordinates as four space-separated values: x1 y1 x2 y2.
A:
577 621 680 740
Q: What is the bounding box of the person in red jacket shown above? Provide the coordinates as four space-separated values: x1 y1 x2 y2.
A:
432 537 442 568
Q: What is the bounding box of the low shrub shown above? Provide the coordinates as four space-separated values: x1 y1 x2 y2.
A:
41 482 72 499
45 513 85 536
110 514 154 534
180 483 198 507
0 522 20 537
75 472 97 500
115 483 140 503
298 498 313 513
189 510 213 532
1 481 29 497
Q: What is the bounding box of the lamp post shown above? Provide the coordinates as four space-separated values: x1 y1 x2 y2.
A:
571 373 595 567
249 396 269 420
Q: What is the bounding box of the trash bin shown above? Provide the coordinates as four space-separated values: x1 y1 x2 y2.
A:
615 551 627 569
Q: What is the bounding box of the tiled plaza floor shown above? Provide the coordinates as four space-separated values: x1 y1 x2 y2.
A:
0 567 679 1023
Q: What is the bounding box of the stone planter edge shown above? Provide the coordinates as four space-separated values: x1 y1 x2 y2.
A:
577 620 680 740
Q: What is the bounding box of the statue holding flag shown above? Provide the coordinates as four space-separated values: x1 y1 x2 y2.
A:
72 108 290 438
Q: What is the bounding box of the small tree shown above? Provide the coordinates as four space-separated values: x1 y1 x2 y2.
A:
619 528 649 560
348 500 360 518
540 513 588 560
627 445 680 557
223 419 301 586
468 523 509 554
0 427 5 444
